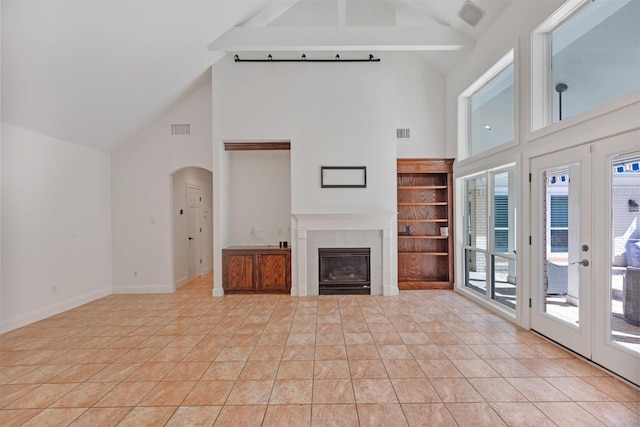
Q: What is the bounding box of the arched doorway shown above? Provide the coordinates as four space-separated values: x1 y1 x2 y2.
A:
171 167 213 288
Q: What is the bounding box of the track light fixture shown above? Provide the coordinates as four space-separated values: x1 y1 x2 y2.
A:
232 54 381 63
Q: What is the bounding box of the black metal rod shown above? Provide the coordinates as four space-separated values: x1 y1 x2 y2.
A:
555 83 568 121
559 91 563 121
234 55 380 63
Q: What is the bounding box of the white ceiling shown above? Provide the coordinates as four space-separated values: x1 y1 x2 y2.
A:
1 0 512 152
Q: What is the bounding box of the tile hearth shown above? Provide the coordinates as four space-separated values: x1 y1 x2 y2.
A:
0 273 638 426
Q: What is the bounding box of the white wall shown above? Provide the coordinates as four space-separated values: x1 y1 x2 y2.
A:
172 167 213 286
0 123 111 332
212 54 443 294
112 77 213 293
391 53 447 158
227 150 291 247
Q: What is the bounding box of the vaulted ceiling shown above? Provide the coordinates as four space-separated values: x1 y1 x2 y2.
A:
1 0 512 152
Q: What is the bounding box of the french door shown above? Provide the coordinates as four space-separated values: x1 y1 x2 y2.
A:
531 144 593 357
592 131 640 385
531 132 640 386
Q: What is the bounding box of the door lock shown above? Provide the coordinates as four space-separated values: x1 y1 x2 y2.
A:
581 244 589 252
570 259 589 267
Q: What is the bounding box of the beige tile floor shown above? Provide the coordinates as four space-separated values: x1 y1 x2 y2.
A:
1 273 639 426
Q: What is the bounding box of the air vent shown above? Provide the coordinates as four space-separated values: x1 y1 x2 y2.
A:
396 128 411 139
171 123 191 136
458 1 485 27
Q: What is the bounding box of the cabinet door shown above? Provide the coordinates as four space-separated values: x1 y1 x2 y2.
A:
258 252 290 292
224 253 255 291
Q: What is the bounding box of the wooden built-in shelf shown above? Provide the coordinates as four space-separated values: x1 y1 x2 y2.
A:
224 141 290 151
397 158 454 290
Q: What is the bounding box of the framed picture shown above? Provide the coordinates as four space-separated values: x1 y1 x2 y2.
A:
321 166 367 188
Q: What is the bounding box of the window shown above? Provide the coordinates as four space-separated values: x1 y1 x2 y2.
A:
532 0 640 129
494 195 509 253
463 167 517 310
458 50 515 160
469 65 515 156
550 195 568 253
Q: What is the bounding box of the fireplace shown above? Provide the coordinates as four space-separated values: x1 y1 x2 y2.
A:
318 247 371 295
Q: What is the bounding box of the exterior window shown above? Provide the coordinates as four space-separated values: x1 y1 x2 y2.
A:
466 177 487 250
550 195 568 253
464 167 517 310
469 64 515 156
494 195 509 253
532 0 640 129
458 50 515 160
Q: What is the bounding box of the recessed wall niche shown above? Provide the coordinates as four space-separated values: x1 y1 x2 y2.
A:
226 148 292 247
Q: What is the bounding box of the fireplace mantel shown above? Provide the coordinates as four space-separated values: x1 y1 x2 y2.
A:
293 212 396 231
291 212 398 297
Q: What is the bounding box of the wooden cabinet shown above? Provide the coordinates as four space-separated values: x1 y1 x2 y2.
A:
222 247 291 293
397 159 454 290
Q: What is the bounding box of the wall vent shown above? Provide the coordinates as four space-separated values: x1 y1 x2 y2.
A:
396 128 411 139
171 123 191 136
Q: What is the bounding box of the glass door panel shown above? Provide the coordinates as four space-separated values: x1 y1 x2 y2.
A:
610 153 640 353
592 131 640 386
531 144 592 358
543 166 580 327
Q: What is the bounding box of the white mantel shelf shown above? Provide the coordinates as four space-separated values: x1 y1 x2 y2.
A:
291 212 398 297
293 212 396 230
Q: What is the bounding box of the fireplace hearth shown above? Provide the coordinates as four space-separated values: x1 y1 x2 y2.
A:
319 247 371 295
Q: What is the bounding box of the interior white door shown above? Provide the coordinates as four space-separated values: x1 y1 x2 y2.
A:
592 131 640 386
530 143 593 358
187 184 202 281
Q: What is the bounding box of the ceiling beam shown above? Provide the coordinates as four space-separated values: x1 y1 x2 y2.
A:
208 26 472 52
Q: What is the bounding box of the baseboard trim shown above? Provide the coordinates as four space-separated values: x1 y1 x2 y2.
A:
174 275 189 288
0 288 111 334
112 285 175 294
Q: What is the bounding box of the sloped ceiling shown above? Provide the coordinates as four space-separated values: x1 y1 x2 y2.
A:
1 0 511 152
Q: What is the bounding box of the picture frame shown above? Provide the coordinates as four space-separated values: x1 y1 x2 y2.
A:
321 166 367 188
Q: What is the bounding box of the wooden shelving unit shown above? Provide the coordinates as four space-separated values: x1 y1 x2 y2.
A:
397 158 454 290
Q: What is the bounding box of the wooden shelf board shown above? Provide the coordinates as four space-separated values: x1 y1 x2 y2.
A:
399 281 453 290
398 202 448 206
398 219 448 223
397 185 448 190
224 141 290 151
398 251 449 256
398 236 448 240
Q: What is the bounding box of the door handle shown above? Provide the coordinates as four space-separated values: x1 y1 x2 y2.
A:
570 259 589 267
189 237 194 241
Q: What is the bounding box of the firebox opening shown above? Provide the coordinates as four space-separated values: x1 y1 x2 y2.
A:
319 247 371 295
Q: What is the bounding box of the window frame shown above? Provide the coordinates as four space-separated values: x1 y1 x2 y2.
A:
457 49 516 161
462 166 517 311
530 0 640 133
